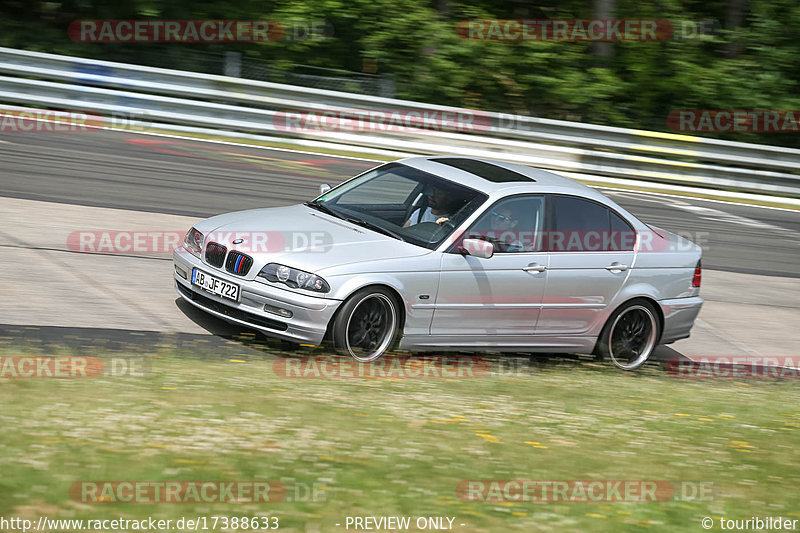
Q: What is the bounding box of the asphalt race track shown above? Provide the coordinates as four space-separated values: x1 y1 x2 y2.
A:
1 128 799 362
2 129 799 277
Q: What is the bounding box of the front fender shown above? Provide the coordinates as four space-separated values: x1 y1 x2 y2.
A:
326 272 440 337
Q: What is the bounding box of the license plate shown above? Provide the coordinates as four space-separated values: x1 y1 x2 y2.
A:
191 268 240 302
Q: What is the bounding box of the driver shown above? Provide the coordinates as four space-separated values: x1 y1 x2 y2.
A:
489 205 524 252
403 186 466 227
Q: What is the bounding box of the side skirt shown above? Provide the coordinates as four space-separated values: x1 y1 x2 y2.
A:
398 335 597 354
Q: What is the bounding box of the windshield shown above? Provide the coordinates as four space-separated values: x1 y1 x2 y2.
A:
311 162 487 250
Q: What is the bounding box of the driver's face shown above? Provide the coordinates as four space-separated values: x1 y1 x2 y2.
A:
489 207 515 230
426 188 448 210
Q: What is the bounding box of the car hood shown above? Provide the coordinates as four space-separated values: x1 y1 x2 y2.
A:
194 204 429 275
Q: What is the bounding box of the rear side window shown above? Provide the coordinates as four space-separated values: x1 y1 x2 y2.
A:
550 196 635 251
554 196 607 231
609 211 636 250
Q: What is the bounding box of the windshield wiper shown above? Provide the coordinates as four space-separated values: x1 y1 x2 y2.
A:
345 217 406 242
307 202 405 242
304 201 345 220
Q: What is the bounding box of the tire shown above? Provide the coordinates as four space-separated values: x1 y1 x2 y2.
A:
331 287 400 362
595 299 660 371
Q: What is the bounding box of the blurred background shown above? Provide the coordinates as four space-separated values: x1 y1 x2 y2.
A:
1 0 798 147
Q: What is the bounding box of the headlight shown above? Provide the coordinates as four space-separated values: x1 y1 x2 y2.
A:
258 263 330 293
184 227 204 257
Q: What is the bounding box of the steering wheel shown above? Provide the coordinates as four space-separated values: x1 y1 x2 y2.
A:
438 219 456 231
404 221 438 232
402 221 441 240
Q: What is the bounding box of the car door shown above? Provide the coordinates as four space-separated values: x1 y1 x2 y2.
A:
537 194 636 335
430 195 548 336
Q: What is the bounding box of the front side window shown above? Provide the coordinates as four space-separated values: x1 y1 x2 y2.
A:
464 196 545 253
311 163 487 250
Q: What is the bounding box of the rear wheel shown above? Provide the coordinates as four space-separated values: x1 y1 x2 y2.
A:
596 300 659 371
332 288 400 362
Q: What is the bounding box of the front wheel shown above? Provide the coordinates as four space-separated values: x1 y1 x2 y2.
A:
332 288 400 362
595 300 660 371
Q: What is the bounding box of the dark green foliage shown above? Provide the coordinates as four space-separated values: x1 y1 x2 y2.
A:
2 0 798 146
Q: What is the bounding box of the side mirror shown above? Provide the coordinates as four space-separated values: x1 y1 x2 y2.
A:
319 183 332 195
460 238 494 259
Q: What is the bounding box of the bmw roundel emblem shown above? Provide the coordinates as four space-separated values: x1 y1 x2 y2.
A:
232 238 244 245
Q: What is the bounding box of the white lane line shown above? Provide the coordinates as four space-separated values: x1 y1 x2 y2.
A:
604 190 691 207
606 189 800 243
599 186 800 213
671 204 800 240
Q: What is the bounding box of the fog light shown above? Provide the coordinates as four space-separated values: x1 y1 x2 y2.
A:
264 304 293 319
175 266 187 279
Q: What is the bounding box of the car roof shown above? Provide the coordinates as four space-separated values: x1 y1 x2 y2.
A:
398 156 603 199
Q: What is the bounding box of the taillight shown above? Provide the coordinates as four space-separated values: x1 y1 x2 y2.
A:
692 260 702 288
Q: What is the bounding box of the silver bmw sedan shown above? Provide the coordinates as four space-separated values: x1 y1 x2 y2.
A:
173 156 703 370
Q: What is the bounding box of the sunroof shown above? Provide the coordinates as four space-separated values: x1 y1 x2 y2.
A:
430 158 534 183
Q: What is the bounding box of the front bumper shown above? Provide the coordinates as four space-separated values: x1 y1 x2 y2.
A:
659 296 703 344
173 247 341 345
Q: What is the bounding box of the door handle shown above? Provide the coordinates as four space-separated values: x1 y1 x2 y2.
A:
522 263 547 272
605 262 629 271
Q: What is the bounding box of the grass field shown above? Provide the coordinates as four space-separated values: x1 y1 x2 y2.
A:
1 337 799 533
